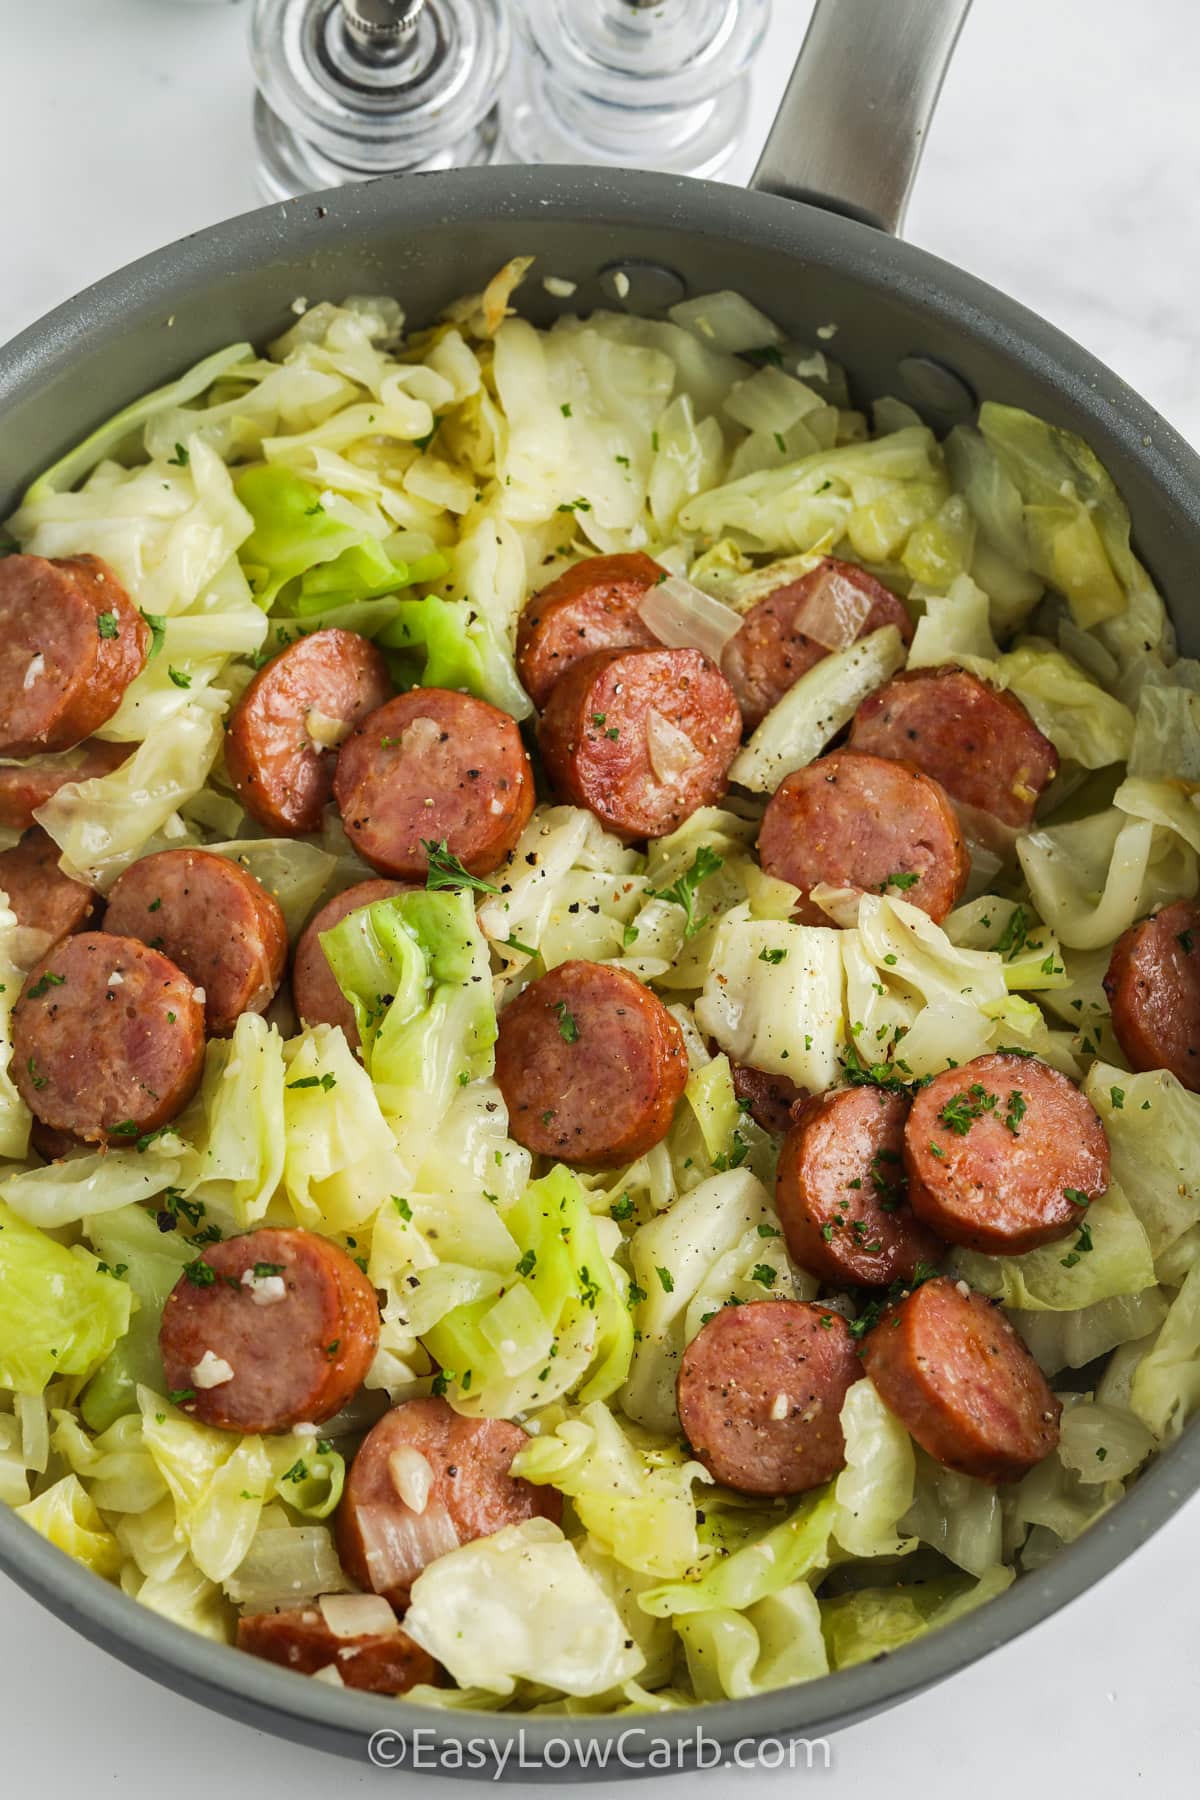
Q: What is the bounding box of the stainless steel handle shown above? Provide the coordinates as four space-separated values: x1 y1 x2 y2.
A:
751 0 972 235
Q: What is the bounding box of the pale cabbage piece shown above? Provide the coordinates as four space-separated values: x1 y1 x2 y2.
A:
175 1013 286 1229
14 1473 123 1579
404 1518 645 1698
1057 1398 1155 1484
696 907 845 1092
1085 1064 1200 1261
0 1415 30 1506
1127 682 1200 781
203 839 337 940
945 1184 1155 1313
223 1522 350 1611
131 1557 232 1641
676 1583 828 1702
1013 1288 1170 1378
832 1380 917 1560
1129 1262 1200 1442
478 804 642 970
901 1449 1003 1578
1113 773 1200 857
648 395 726 536
51 1410 167 1516
1005 1404 1124 1559
577 1543 676 1692
281 1025 409 1235
906 571 999 671
0 900 30 1160
998 640 1135 770
728 624 907 793
640 1484 836 1618
1018 808 1197 952
668 291 783 355
0 1141 184 1231
821 1566 1014 1670
511 1402 712 1580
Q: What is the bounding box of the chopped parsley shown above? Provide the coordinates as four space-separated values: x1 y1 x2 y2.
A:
26 971 65 1000
994 904 1035 961
515 1249 537 1278
937 1083 999 1136
287 1072 337 1091
140 609 167 656
655 1266 675 1294
501 934 538 957
167 1388 196 1405
1003 1089 1027 1136
847 1263 941 1339
750 1263 777 1288
1110 1086 1125 1110
422 837 500 895
96 611 120 639
252 1261 285 1279
883 871 919 892
393 1196 413 1220
560 403 572 418
280 1459 309 1484
555 498 592 514
645 845 724 939
167 442 190 467
167 666 191 688
758 946 787 965
553 999 580 1043
610 1194 635 1223
182 1259 215 1288
1060 1219 1094 1268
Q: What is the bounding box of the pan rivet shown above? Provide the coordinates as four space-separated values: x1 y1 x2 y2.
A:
597 262 687 311
896 355 977 423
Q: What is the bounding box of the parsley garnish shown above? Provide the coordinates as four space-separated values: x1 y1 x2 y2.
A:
26 971 65 1000
167 666 191 688
645 845 724 939
655 1266 675 1293
182 1259 214 1288
501 935 537 957
167 1388 196 1405
167 443 190 467
393 1196 413 1220
938 1083 998 1136
515 1249 537 1278
758 946 787 965
252 1261 285 1279
1003 1089 1026 1136
994 905 1034 960
1110 1086 1125 1110
553 999 580 1043
422 837 500 895
96 611 120 639
883 871 920 892
287 1072 337 1091
140 609 167 656
610 1194 635 1223
751 1263 777 1288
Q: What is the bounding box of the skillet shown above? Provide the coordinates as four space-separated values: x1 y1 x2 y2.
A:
1 0 1199 1774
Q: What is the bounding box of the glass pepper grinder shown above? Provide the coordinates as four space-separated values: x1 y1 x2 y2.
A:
250 0 509 200
501 0 771 180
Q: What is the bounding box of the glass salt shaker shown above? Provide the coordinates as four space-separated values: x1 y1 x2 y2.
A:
250 0 509 199
501 0 772 180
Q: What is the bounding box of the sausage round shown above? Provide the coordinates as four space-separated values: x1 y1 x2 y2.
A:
538 646 742 842
722 558 914 732
159 1227 380 1434
776 1086 945 1287
861 1276 1061 1481
225 628 392 836
730 1062 808 1136
0 827 97 944
849 664 1059 830
12 932 206 1144
0 554 149 758
293 879 409 1048
333 688 535 881
757 748 969 926
0 740 132 831
1104 898 1200 1091
676 1300 859 1496
904 1051 1109 1254
335 1397 562 1609
237 1607 437 1695
102 848 288 1039
516 552 664 708
494 959 688 1166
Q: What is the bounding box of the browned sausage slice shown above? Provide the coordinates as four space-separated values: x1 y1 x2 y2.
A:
102 848 288 1038
0 555 149 757
334 688 535 881
0 827 97 943
1104 898 1200 1091
722 558 914 732
494 959 688 1166
676 1300 859 1496
757 748 969 926
538 646 741 842
849 665 1059 831
335 1397 562 1609
237 1606 437 1694
225 628 392 835
293 879 410 1048
0 740 132 831
776 1086 944 1287
516 552 665 708
861 1276 1061 1481
159 1227 380 1434
730 1062 808 1136
904 1051 1109 1254
12 933 206 1144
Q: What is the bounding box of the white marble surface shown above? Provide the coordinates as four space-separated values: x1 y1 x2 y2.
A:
2 1 1199 1795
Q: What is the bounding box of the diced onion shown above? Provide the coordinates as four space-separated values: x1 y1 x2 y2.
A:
388 1445 435 1515
191 1350 234 1389
794 563 873 652
636 573 743 662
401 715 444 758
668 290 783 354
645 708 703 786
305 708 353 750
310 1664 345 1686
318 1592 399 1640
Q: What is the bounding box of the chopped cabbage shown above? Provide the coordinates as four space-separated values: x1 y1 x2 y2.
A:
696 907 845 1092
821 1566 1014 1669
945 1184 1156 1312
675 1583 828 1701
832 1380 916 1560
14 1474 123 1579
640 1485 835 1617
0 1202 132 1395
1085 1064 1200 1261
1129 1262 1200 1442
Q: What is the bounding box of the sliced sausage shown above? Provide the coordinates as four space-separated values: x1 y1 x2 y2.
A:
676 1300 859 1496
102 848 288 1038
904 1051 1109 1254
731 1062 808 1136
30 1119 82 1163
12 932 206 1144
335 1397 562 1609
0 740 131 831
776 1086 945 1287
225 628 392 836
159 1227 380 1434
293 879 409 1048
237 1607 437 1695
0 554 149 758
494 959 688 1166
0 827 97 943
334 688 535 881
722 557 914 732
849 664 1059 831
516 552 664 708
538 646 741 842
757 748 969 926
861 1276 1061 1482
1104 898 1200 1092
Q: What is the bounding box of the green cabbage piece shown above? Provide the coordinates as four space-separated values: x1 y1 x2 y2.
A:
376 592 532 719
945 1184 1155 1312
1085 1064 1200 1261
175 1012 286 1230
675 1583 828 1701
320 888 496 1143
639 1484 835 1618
0 1201 132 1395
820 1566 1014 1669
421 1165 633 1415
14 1473 123 1579
1129 1261 1200 1442
80 1204 196 1432
900 1449 1002 1577
832 1379 917 1559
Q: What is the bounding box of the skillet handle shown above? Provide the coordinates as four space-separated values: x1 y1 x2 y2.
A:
750 0 972 234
